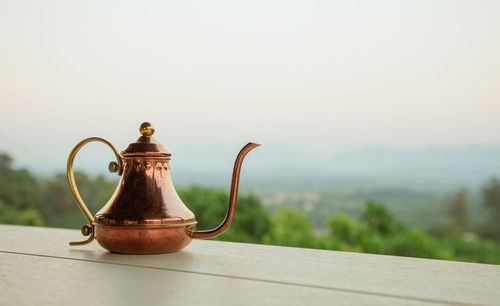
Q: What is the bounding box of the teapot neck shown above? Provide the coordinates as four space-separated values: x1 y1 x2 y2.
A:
122 157 171 172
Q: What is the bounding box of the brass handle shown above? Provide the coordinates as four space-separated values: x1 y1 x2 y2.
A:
67 137 123 246
192 142 260 239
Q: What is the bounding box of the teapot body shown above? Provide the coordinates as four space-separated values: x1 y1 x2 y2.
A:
94 224 194 254
94 156 196 254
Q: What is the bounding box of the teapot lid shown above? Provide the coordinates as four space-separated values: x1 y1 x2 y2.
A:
121 122 172 157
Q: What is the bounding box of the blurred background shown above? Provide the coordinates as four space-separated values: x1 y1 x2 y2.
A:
1 0 499 263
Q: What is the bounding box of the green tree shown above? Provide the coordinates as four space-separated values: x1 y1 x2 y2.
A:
263 208 315 247
481 178 500 239
0 198 44 226
442 189 468 235
327 213 368 252
0 153 45 225
43 173 117 228
327 201 454 260
0 153 44 212
361 200 401 235
179 186 270 243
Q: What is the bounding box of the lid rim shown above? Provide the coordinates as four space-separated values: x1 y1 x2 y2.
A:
121 152 172 158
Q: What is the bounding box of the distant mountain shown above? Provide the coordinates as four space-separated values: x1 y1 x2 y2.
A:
19 144 500 192
170 144 500 192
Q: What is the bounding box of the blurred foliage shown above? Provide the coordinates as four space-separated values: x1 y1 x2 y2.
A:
0 198 44 226
263 208 316 247
0 153 44 225
178 186 270 244
327 201 454 259
1 152 500 264
443 189 468 235
481 178 500 240
43 173 118 228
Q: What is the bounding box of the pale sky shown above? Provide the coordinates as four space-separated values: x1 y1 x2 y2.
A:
0 0 499 174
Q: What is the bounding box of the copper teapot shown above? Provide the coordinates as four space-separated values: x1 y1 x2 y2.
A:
67 122 259 254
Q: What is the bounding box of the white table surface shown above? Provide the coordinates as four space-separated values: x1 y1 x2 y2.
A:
1 225 499 306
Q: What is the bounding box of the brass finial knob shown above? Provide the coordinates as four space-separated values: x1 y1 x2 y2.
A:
140 122 155 136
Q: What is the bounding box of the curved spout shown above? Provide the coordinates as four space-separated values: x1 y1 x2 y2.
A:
192 142 260 239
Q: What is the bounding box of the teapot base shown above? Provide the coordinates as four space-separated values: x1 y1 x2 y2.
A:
94 224 194 254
